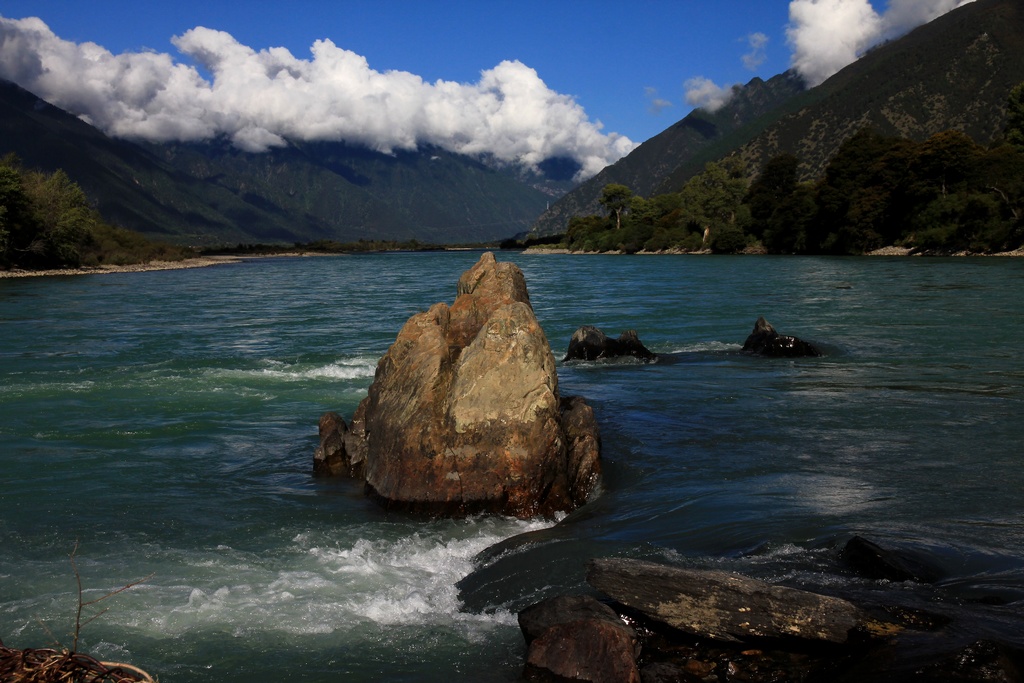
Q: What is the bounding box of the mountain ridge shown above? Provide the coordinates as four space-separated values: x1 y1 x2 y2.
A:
0 79 558 245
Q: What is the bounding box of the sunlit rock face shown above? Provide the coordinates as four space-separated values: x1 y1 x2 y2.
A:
320 252 601 518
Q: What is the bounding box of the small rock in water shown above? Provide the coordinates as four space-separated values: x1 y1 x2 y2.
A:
312 411 363 478
563 325 657 362
742 317 821 358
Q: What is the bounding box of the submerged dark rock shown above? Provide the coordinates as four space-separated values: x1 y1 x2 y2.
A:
563 325 657 362
842 535 944 583
914 640 1024 682
742 316 821 357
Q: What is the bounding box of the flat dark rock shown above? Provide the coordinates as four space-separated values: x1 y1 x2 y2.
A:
587 557 867 644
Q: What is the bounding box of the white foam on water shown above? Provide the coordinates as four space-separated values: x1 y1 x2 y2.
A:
209 357 378 383
261 358 377 382
667 341 741 354
95 517 554 642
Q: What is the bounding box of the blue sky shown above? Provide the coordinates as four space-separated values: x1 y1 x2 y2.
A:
0 1 973 178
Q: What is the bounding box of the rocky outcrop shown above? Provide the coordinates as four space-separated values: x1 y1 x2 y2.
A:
521 557 1022 681
519 595 640 683
742 317 821 357
316 252 601 518
563 326 657 362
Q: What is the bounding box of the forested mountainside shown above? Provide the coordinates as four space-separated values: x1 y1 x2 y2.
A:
531 0 1024 238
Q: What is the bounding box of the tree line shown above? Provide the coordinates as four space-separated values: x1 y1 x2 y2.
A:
0 155 189 270
562 84 1024 256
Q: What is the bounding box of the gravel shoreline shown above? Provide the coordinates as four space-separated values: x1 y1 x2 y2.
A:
0 252 340 279
0 256 241 278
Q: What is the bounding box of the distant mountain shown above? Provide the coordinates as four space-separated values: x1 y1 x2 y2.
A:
530 0 1024 237
0 80 559 245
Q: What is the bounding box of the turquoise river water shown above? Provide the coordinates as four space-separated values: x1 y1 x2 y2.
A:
1 252 1022 680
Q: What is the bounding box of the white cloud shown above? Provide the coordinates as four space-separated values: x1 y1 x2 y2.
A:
644 86 673 115
684 77 737 113
742 32 769 71
0 17 635 180
786 0 976 87
878 0 977 41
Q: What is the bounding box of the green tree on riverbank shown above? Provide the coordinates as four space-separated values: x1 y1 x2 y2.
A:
563 126 1024 256
0 157 189 270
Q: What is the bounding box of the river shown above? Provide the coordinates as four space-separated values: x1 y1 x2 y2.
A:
1 252 1022 680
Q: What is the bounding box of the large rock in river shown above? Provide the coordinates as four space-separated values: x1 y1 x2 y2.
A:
323 252 601 518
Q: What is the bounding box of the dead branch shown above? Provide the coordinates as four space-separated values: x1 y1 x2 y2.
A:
4 544 158 682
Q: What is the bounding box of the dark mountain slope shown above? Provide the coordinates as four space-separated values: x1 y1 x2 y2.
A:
0 80 552 245
529 72 806 237
0 79 256 243
717 0 1024 193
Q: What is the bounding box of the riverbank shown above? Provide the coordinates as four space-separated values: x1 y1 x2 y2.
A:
523 245 1024 257
0 255 241 278
6 246 1022 278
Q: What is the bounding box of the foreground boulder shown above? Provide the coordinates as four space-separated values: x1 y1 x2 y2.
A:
563 326 657 362
523 558 1024 682
587 558 869 644
742 316 821 357
519 595 640 683
315 252 601 518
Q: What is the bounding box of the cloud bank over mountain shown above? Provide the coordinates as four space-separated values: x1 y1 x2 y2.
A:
0 17 635 180
787 0 976 87
686 0 975 112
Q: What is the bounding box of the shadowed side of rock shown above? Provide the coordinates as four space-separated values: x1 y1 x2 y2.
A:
313 411 362 478
315 252 602 518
